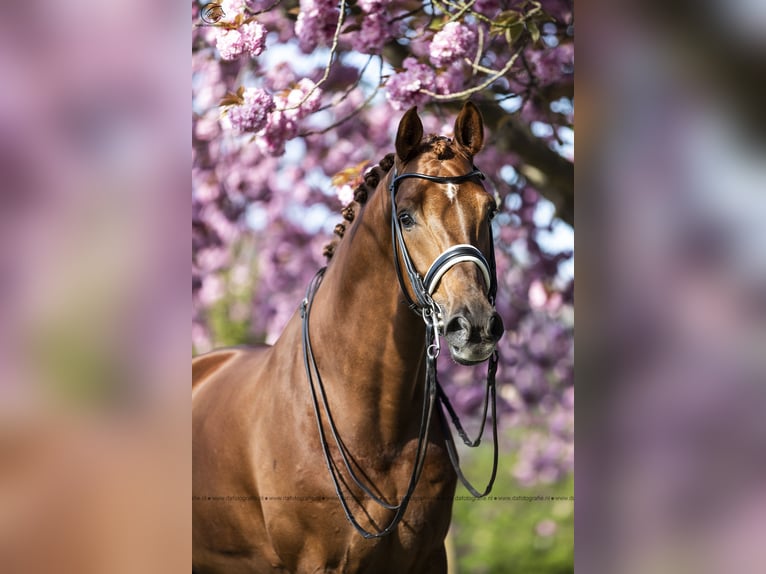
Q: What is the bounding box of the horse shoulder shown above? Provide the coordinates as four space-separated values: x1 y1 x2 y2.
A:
192 346 273 393
192 348 239 391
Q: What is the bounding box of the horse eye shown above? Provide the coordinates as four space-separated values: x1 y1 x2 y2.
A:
398 212 416 228
488 206 498 221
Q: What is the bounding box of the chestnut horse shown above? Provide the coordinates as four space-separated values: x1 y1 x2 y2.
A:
192 102 503 573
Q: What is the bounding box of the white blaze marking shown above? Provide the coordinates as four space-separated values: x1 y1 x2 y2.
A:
445 183 458 202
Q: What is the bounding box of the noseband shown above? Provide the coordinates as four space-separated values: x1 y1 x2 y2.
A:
301 163 500 539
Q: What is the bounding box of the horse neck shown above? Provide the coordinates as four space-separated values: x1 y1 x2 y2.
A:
308 171 427 443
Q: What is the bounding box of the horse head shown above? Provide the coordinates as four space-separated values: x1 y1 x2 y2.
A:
392 102 504 365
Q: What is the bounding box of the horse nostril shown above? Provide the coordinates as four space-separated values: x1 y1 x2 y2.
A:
445 316 471 345
488 312 504 341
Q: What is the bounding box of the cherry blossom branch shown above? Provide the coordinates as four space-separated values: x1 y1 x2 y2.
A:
313 55 375 115
422 44 523 100
463 58 498 76
277 0 347 112
298 57 385 137
470 24 485 76
445 0 476 23
463 58 497 75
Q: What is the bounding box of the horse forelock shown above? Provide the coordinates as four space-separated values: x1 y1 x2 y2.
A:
416 135 457 161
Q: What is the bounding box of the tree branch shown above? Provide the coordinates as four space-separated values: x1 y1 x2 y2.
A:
278 0 346 112
476 101 574 226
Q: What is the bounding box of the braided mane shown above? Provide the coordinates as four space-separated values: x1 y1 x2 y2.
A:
323 152 394 260
323 136 462 261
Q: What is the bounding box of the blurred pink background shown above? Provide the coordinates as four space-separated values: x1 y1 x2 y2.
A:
0 1 189 571
578 1 766 572
0 0 763 571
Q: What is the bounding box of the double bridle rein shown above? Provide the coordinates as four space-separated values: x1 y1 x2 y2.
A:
301 164 500 539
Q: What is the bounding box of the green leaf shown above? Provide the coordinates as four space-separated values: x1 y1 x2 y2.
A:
492 9 523 37
506 22 524 44
528 20 540 43
428 17 449 32
496 10 522 26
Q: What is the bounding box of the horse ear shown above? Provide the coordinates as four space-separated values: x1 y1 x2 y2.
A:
395 107 424 162
454 101 484 156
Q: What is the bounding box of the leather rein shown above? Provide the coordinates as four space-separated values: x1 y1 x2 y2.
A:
300 166 499 539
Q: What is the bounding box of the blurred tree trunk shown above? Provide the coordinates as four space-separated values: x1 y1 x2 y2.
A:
477 101 574 227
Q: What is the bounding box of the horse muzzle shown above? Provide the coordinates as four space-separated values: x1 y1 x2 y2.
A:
443 306 504 365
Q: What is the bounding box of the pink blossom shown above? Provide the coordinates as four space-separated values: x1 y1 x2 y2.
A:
196 247 230 273
240 21 268 57
295 0 339 53
193 176 220 202
198 274 225 306
256 79 321 156
434 63 465 95
264 62 297 91
348 2 394 54
357 0 379 11
201 204 241 243
258 106 297 156
429 22 476 68
527 44 574 86
220 0 246 19
224 87 274 133
351 14 391 54
216 29 243 60
194 110 221 141
215 20 267 60
285 78 322 118
386 57 436 111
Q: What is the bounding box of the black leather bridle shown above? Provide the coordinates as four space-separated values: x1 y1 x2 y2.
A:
300 164 500 539
389 166 498 317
